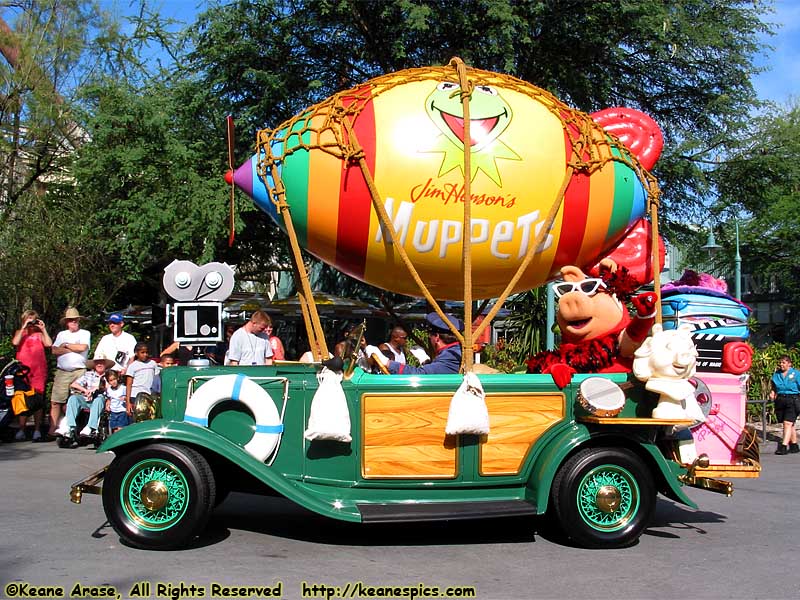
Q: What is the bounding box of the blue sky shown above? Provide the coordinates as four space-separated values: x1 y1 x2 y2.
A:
103 0 797 106
752 0 799 106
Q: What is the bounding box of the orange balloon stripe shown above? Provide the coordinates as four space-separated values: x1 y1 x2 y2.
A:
577 158 616 267
306 139 342 262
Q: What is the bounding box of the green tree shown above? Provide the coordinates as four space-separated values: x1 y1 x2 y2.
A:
711 101 800 307
0 0 107 325
72 79 228 289
0 1 197 325
188 0 771 221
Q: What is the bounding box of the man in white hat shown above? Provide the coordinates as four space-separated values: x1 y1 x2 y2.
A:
49 307 90 438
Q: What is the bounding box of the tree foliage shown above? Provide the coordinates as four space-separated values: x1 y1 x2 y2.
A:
0 0 105 326
0 0 782 334
73 79 227 275
711 101 800 305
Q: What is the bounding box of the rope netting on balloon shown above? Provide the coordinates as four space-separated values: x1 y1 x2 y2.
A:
255 63 661 211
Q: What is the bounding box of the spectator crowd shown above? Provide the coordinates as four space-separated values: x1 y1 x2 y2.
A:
4 304 461 446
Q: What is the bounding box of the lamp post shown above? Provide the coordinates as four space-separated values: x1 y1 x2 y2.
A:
702 230 722 255
702 221 742 301
734 219 741 301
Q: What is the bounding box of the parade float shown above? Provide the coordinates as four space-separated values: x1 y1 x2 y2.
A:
71 60 760 550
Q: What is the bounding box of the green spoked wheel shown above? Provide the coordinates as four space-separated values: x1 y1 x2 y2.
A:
577 464 638 531
121 459 189 530
552 448 655 548
103 443 216 549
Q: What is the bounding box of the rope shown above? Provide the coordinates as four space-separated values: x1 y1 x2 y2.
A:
649 187 663 325
342 116 467 351
472 165 571 341
449 57 474 372
268 163 329 359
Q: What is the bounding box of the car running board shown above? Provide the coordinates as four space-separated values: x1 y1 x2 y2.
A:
358 500 537 523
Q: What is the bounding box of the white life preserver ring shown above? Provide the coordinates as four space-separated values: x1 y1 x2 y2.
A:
184 373 283 461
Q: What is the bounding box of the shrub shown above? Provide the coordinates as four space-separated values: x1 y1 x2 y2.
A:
747 343 800 423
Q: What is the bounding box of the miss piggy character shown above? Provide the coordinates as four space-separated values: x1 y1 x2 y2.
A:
526 261 657 388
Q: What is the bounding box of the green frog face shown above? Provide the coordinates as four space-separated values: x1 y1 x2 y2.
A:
423 82 518 185
426 82 513 152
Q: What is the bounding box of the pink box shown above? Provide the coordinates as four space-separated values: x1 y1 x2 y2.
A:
690 371 748 465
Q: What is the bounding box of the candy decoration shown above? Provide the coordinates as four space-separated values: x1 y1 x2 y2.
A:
722 342 753 375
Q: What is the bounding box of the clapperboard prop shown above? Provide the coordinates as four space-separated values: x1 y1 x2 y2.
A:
661 292 750 373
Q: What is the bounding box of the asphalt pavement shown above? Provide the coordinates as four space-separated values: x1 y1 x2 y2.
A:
0 421 798 600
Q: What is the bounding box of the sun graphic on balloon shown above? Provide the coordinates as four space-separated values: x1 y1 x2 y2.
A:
422 82 521 186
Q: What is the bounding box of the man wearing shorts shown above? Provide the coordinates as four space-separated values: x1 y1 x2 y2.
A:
770 355 800 455
49 308 90 437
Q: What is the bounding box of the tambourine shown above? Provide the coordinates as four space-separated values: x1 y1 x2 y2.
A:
577 377 626 417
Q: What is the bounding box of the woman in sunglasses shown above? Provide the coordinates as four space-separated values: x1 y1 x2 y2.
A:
526 262 657 388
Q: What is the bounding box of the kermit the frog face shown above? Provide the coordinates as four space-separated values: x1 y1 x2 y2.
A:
425 82 513 152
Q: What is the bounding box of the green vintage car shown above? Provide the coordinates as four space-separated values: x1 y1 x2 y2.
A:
71 360 758 550
71 61 761 549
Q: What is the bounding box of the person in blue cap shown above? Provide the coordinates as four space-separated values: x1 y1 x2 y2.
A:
92 313 137 374
366 312 462 375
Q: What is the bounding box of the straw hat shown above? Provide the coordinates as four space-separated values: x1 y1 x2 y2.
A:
85 358 114 370
59 307 86 324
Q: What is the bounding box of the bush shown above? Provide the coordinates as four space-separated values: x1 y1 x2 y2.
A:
481 339 527 373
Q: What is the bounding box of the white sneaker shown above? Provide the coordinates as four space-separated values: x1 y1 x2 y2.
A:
14 430 26 441
79 425 94 437
32 430 42 441
54 419 70 436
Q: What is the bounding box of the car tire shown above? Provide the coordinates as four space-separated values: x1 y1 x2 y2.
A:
551 447 655 549
102 443 216 550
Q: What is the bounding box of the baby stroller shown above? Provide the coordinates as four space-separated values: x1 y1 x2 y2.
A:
0 359 45 441
0 358 14 437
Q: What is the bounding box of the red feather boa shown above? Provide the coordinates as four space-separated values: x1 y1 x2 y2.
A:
526 332 621 374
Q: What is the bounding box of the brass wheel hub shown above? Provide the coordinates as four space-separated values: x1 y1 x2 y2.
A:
140 480 169 511
595 485 621 513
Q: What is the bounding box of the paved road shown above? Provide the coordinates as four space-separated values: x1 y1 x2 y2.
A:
0 433 796 600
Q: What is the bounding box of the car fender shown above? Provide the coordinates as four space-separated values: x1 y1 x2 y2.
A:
526 422 697 512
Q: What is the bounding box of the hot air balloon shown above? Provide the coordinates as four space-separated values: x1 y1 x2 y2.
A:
229 65 663 299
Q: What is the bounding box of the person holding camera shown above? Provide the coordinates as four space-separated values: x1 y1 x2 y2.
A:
11 310 52 441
